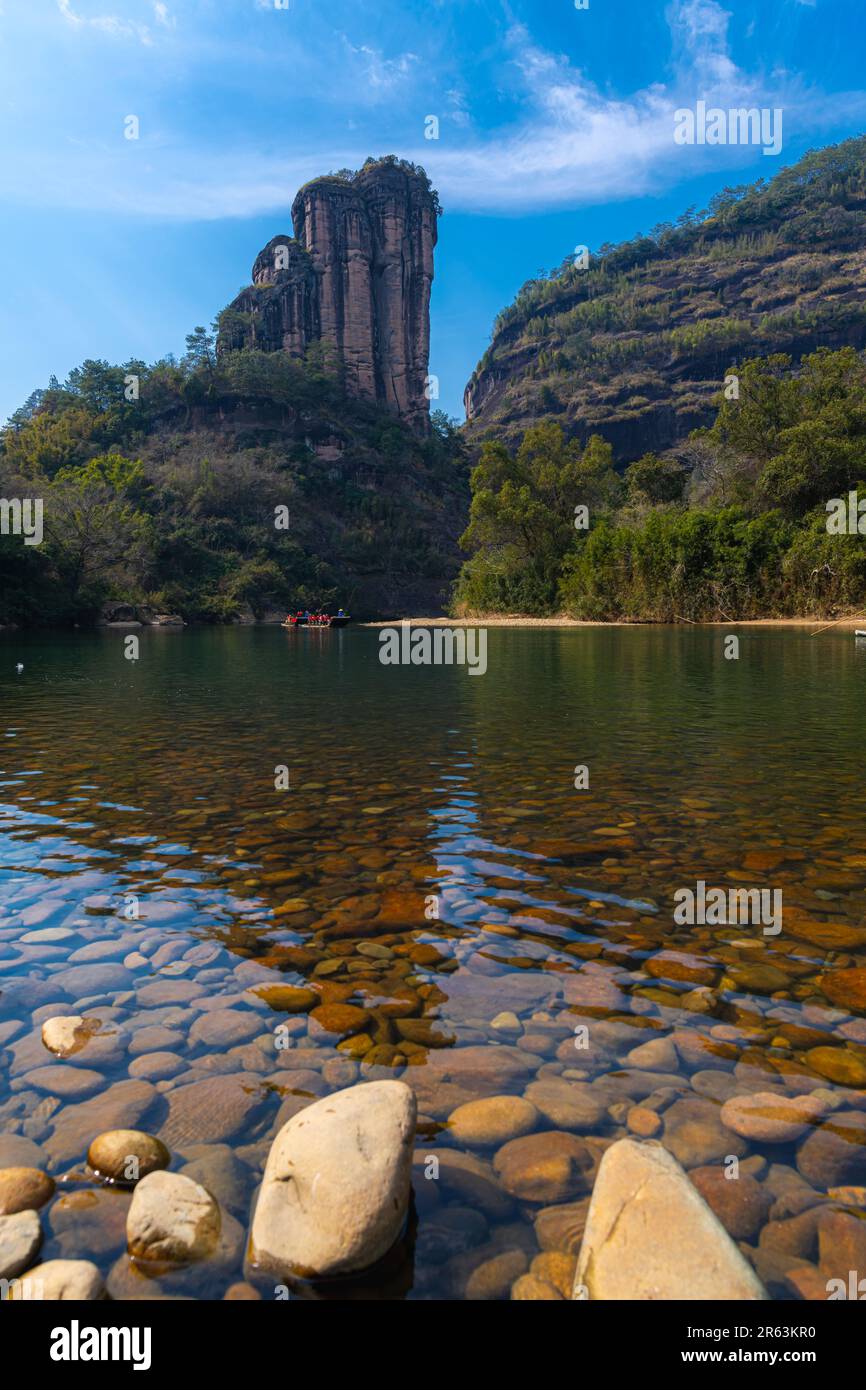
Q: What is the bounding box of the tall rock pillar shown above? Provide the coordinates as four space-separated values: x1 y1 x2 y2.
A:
291 181 378 403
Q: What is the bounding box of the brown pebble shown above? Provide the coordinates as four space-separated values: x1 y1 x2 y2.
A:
627 1107 662 1138
530 1250 576 1297
511 1273 564 1300
0 1167 55 1215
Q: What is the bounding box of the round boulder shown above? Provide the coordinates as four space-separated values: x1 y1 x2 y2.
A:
0 1167 55 1216
127 1170 221 1264
87 1130 171 1186
448 1096 538 1149
250 1080 416 1279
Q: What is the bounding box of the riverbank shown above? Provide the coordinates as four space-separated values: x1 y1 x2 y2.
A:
362 615 866 630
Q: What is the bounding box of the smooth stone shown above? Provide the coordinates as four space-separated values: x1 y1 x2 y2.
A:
689 1166 773 1241
671 1030 737 1072
786 918 866 951
128 1051 186 1081
530 1250 575 1297
48 1187 132 1259
159 1074 266 1148
464 1247 528 1300
405 1045 534 1118
574 1139 769 1300
69 938 136 963
27 1066 105 1099
645 951 718 987
448 1096 539 1148
188 1010 263 1048
493 1131 595 1203
720 1091 827 1144
0 1167 55 1215
418 1205 486 1262
250 1081 415 1278
308 1004 372 1038
10 1258 105 1300
819 968 866 1012
511 1272 564 1300
40 1016 126 1068
625 1036 680 1072
44 1080 158 1167
443 970 560 1020
40 1015 89 1058
491 1012 520 1032
0 1209 42 1278
137 980 206 1006
524 1077 608 1132
725 962 790 994
88 1129 171 1184
20 927 76 945
534 1197 590 1254
416 1149 514 1220
805 1046 866 1088
663 1097 748 1168
127 1170 220 1264
691 1070 740 1103
0 1135 44 1168
250 985 318 1013
61 963 134 996
176 1145 251 1219
560 970 627 1012
627 1107 663 1138
394 1018 456 1048
796 1112 866 1189
817 1208 866 1281
128 1025 185 1056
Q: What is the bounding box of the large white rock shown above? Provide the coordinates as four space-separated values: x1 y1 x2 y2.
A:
250 1080 416 1279
127 1170 220 1264
574 1138 769 1300
0 1209 41 1279
10 1259 104 1300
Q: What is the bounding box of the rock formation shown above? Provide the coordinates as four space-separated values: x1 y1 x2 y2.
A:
218 159 438 434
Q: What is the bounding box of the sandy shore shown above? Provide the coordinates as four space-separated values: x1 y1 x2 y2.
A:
362 615 866 631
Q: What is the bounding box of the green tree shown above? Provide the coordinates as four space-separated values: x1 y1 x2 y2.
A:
625 453 687 505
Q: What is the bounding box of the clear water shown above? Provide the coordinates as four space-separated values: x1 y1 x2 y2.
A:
1 625 865 1300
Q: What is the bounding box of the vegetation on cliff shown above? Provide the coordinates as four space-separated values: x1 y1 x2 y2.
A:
464 137 866 461
0 336 467 628
454 347 866 621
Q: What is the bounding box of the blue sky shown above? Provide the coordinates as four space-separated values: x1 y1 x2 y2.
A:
1 0 866 423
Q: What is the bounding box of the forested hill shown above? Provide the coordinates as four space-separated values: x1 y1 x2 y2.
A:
0 344 468 628
464 136 866 460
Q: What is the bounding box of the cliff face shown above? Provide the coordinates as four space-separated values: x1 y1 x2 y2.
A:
219 160 438 434
463 136 866 461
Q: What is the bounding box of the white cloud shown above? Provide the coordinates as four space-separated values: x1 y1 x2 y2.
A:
57 0 153 45
10 0 866 218
340 38 418 94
